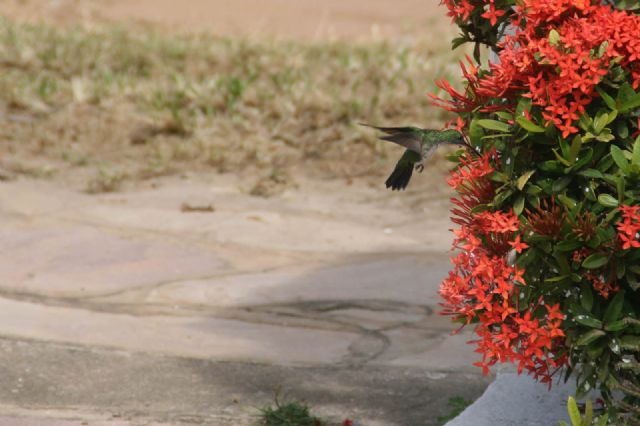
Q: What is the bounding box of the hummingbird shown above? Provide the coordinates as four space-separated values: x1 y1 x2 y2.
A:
364 125 467 190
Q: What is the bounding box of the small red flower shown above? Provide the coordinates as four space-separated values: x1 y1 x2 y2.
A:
481 2 506 26
616 204 640 250
509 235 529 253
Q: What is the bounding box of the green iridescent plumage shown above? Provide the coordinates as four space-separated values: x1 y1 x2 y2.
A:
364 125 466 190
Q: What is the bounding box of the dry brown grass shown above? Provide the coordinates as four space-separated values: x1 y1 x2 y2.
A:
0 18 463 192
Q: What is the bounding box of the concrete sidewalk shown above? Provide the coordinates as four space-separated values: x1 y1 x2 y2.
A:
446 372 576 426
0 177 490 425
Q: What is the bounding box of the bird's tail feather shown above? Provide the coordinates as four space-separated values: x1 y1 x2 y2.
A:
385 163 413 191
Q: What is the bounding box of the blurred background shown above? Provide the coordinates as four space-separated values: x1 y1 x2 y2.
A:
0 0 462 192
0 2 486 426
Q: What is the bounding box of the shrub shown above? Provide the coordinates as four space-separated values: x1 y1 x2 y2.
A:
434 0 640 421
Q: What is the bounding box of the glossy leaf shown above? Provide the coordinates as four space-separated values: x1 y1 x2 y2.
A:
603 291 625 324
582 253 608 269
610 145 629 171
576 329 605 346
477 119 511 133
575 315 603 329
597 194 618 208
516 116 545 133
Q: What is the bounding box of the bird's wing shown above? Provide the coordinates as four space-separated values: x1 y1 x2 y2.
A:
361 124 417 134
379 134 422 155
360 123 424 155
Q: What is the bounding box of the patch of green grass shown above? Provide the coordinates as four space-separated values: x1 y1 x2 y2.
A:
437 396 472 424
259 400 324 426
0 18 465 189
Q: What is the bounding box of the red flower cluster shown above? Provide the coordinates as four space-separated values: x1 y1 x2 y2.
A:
436 0 640 407
617 205 640 250
432 56 487 113
586 272 619 300
436 1 640 137
442 0 505 25
440 154 566 384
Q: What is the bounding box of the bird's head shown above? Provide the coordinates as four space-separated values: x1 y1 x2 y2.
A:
440 129 466 145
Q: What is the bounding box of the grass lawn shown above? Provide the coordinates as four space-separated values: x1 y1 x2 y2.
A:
0 18 463 193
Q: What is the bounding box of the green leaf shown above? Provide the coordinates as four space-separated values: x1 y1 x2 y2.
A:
557 194 577 210
517 170 535 191
556 239 582 252
576 329 606 346
596 87 617 111
610 145 629 171
597 194 619 208
451 37 468 50
633 135 640 166
586 341 606 360
553 149 572 167
567 397 581 426
575 314 603 329
604 319 630 332
605 109 618 125
552 176 572 193
495 111 513 121
568 135 583 164
620 335 640 350
582 253 608 269
515 98 532 118
593 111 609 134
514 195 525 216
595 131 615 143
477 119 511 133
595 153 614 173
579 283 594 312
578 169 604 179
616 177 625 203
584 400 593 425
617 261 626 279
545 275 570 284
616 82 640 113
470 204 491 214
568 148 593 172
492 188 514 208
549 29 561 46
603 290 625 324
469 118 484 147
559 137 571 158
481 133 512 140
516 116 545 133
616 121 629 139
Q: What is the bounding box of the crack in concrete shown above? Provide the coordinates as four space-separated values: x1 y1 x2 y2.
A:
0 288 438 367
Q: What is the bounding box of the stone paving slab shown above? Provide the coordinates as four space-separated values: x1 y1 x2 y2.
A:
0 222 227 297
98 255 450 308
0 179 453 256
0 178 485 424
0 337 491 426
0 296 359 365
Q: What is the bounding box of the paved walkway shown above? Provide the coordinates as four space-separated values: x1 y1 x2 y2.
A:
0 176 490 425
